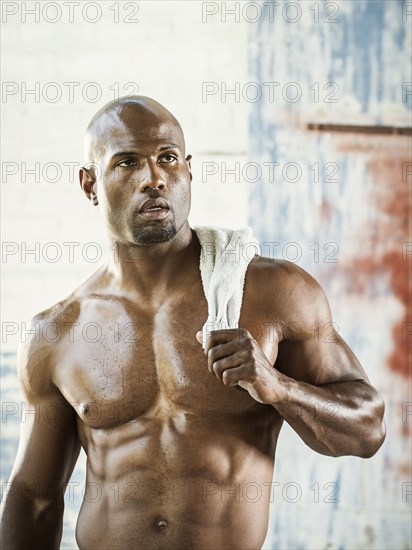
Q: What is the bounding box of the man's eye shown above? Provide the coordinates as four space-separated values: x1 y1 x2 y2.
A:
159 155 177 163
118 159 137 167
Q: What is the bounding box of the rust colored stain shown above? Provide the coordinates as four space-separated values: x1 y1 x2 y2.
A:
343 248 410 378
319 200 333 224
340 141 411 378
364 154 410 378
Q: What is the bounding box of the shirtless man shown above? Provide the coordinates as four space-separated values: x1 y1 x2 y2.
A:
0 96 385 550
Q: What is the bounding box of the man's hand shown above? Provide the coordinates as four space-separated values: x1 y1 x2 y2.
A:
196 328 285 404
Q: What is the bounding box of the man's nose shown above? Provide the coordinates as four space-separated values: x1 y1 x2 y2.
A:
139 161 166 192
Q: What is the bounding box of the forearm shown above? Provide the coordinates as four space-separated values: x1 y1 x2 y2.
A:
0 483 64 550
273 374 386 458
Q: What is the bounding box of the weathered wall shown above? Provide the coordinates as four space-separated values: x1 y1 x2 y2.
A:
247 1 411 548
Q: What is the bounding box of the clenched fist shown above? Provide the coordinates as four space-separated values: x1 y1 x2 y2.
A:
196 328 287 405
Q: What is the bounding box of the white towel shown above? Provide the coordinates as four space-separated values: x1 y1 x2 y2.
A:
193 226 260 349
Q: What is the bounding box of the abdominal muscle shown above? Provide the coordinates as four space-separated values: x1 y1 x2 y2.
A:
75 411 279 550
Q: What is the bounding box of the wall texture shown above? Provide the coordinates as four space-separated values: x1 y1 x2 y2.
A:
248 1 411 548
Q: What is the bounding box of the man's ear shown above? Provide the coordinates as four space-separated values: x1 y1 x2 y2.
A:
185 154 192 182
79 165 98 205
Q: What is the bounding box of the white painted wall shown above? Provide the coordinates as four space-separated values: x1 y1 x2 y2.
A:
1 1 250 352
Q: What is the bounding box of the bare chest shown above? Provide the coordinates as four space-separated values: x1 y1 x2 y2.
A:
53 284 277 430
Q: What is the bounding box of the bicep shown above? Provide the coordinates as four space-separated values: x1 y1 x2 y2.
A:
10 349 80 500
12 395 80 498
274 271 369 385
276 329 369 385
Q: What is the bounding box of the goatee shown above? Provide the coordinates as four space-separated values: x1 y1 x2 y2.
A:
132 223 177 245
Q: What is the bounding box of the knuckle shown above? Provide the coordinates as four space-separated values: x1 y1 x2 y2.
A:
221 370 231 385
212 359 222 373
243 338 254 351
239 348 250 361
239 339 254 354
248 361 258 377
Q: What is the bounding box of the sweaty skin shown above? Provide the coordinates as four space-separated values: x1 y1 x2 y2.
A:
0 96 385 550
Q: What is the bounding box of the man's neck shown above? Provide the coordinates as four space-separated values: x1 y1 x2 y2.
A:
106 224 200 304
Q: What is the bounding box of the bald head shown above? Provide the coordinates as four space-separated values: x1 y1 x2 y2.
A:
84 95 185 165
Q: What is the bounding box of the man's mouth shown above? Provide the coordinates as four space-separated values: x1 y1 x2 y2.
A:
138 198 170 220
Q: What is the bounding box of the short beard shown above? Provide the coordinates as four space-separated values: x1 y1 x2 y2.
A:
132 222 177 246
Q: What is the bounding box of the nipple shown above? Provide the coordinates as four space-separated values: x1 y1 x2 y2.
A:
156 519 168 530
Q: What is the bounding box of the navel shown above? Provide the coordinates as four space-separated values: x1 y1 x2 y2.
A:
156 519 169 530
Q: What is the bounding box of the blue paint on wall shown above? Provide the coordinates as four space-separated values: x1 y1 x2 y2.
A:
250 2 411 549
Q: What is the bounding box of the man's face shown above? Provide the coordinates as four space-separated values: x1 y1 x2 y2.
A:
87 105 192 246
